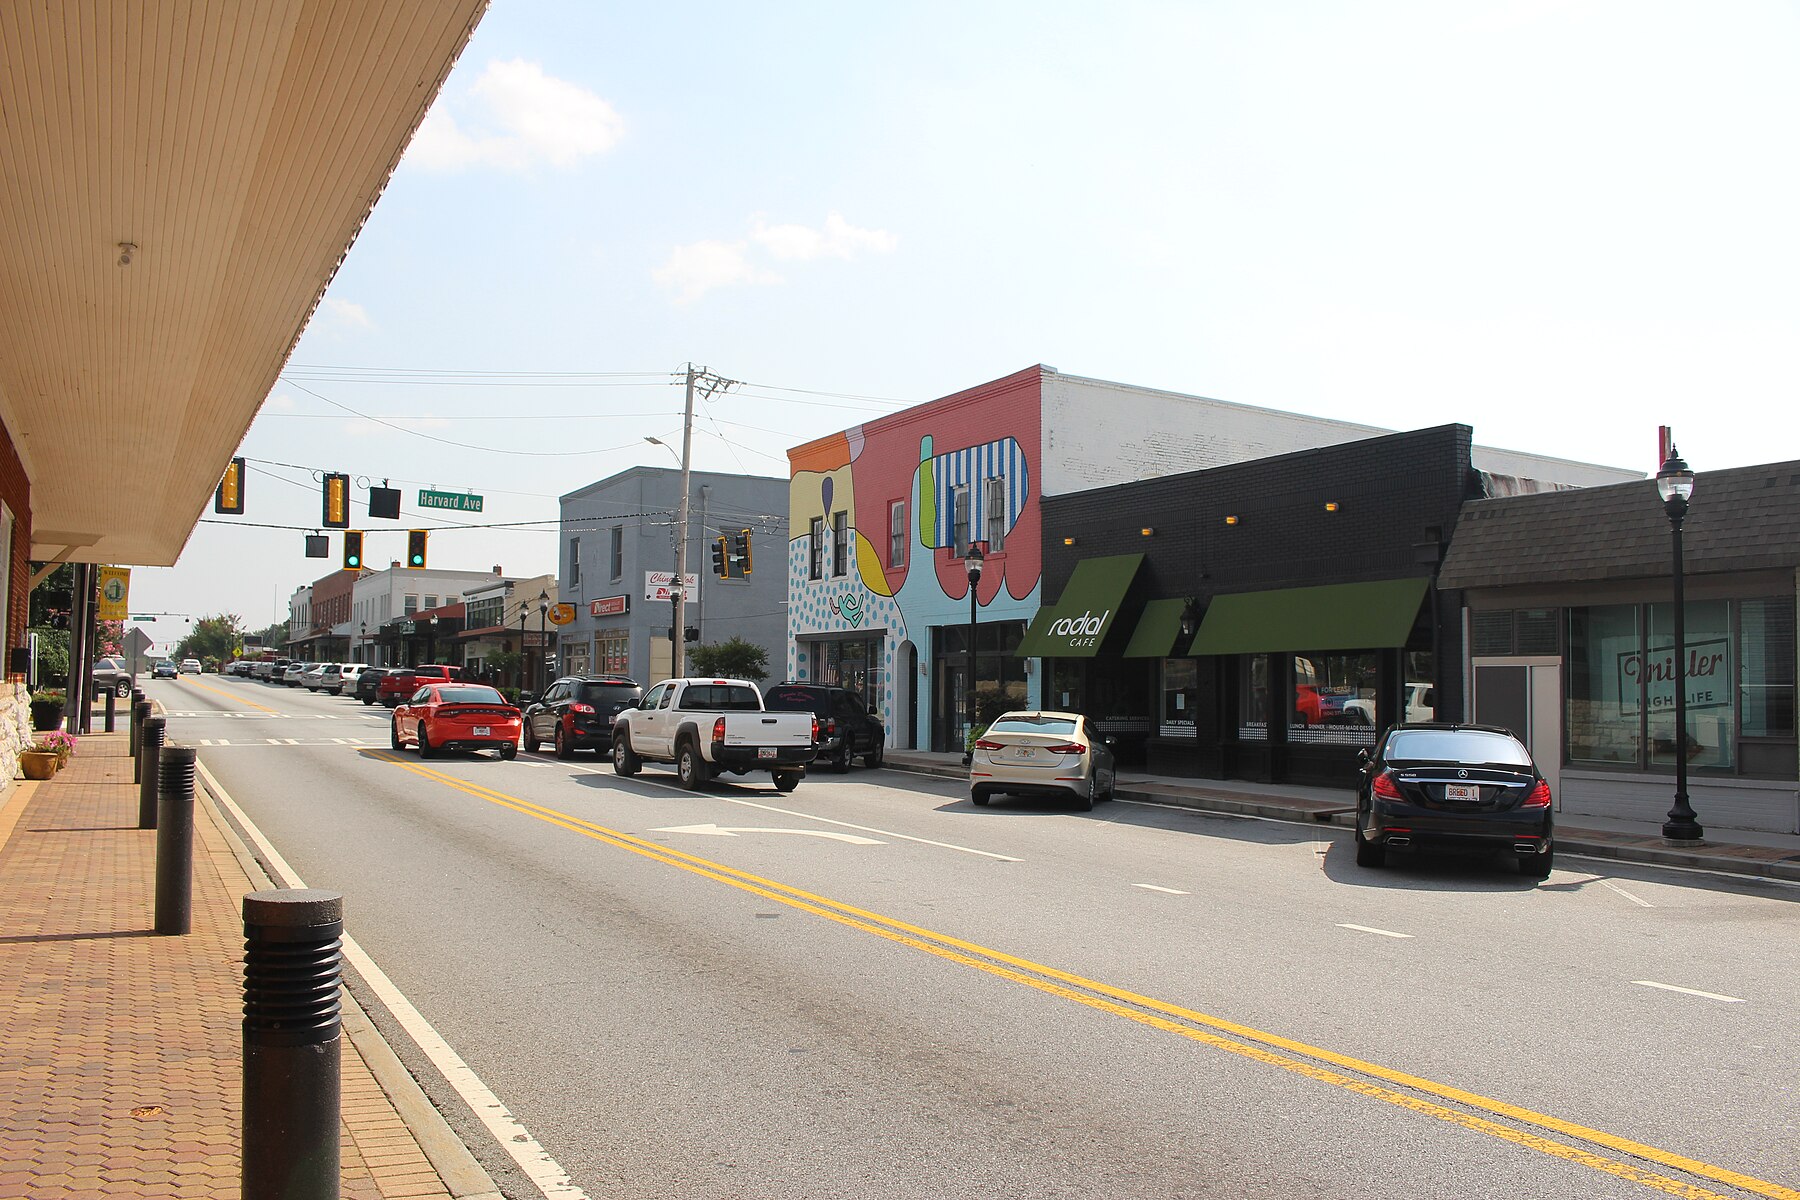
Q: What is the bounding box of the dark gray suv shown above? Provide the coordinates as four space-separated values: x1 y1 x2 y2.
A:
761 682 885 771
92 656 135 698
522 675 643 758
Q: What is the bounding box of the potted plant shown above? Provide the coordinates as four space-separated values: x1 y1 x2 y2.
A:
39 730 76 767
20 743 59 779
29 689 65 732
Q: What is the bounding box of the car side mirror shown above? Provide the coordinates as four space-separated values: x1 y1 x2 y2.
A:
519 691 536 705
1356 748 1371 766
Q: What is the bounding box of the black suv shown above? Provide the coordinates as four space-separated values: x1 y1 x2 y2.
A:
761 682 885 771
354 667 388 706
523 675 643 758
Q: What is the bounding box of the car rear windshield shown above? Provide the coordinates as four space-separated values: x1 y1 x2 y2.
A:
988 715 1078 736
681 684 763 710
576 683 639 705
762 688 829 716
1386 729 1531 766
436 686 507 705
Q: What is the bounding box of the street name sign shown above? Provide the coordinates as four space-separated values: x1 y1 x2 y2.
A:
418 489 484 513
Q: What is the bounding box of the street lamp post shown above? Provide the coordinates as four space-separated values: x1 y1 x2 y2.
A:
517 606 529 694
962 543 985 764
538 590 550 695
1657 448 1703 844
359 622 367 665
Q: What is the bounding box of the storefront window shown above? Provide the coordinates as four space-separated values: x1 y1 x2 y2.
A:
1239 655 1269 740
1739 597 1796 740
1291 651 1378 746
1161 659 1199 738
1645 600 1733 771
1568 605 1639 765
597 629 629 675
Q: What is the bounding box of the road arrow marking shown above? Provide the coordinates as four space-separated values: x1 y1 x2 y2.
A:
654 823 883 846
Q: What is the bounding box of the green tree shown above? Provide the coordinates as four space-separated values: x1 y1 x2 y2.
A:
247 621 289 651
687 636 771 683
176 614 244 664
28 627 70 685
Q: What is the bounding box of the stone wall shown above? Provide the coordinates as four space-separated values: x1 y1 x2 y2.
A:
2 682 35 790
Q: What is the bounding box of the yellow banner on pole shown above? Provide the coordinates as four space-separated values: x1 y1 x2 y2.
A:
97 566 131 621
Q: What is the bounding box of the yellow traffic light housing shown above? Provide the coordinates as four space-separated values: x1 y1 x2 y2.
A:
323 473 350 529
343 530 364 571
407 529 428 568
215 457 245 514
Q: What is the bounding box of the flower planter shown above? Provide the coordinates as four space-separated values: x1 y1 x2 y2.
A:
20 750 59 780
30 701 65 732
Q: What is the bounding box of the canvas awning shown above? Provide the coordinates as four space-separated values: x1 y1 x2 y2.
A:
1014 553 1143 658
1122 598 1192 658
1187 578 1430 656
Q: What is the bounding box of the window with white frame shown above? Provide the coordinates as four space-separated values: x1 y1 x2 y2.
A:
610 525 624 581
889 500 906 567
952 485 971 556
568 538 581 588
832 511 849 576
809 517 825 580
403 595 418 615
985 477 1006 553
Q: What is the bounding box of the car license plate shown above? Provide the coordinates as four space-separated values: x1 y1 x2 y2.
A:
472 726 490 737
1014 747 1035 759
758 747 776 760
1444 783 1479 802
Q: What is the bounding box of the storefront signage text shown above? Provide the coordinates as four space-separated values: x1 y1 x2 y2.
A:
1047 608 1110 649
590 595 629 617
1618 637 1730 714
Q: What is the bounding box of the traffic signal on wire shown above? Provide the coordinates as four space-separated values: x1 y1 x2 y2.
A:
322 473 350 528
732 528 753 576
407 529 428 568
342 531 364 571
711 536 728 578
215 457 245 514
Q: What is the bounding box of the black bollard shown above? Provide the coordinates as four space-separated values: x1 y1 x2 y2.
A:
105 689 116 733
137 716 166 830
154 746 197 935
131 701 152 779
243 889 343 1200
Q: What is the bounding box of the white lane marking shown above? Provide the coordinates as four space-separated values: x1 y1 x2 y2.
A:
196 760 590 1199
1633 980 1745 1003
1133 883 1190 895
530 759 1024 862
265 738 283 745
1597 878 1654 908
655 822 883 845
1337 923 1414 939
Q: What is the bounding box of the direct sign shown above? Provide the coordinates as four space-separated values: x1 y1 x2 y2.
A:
590 595 629 617
417 489 484 513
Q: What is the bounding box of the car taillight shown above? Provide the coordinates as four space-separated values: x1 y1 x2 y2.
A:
1523 780 1552 808
973 738 1005 751
1042 742 1085 755
712 716 727 743
570 703 595 714
1371 771 1403 800
825 719 837 736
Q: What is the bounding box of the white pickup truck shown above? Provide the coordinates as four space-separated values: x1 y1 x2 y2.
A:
610 677 819 792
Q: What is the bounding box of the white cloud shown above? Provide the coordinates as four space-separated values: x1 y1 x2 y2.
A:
653 240 782 304
407 59 624 171
752 212 898 261
321 297 373 331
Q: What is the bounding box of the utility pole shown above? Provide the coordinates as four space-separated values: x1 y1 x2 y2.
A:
671 364 735 679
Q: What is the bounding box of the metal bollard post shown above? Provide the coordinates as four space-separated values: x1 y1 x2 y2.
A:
131 701 152 779
243 889 343 1200
154 746 196 935
137 716 166 830
105 689 117 732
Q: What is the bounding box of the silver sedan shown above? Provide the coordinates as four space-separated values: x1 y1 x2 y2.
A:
968 711 1117 811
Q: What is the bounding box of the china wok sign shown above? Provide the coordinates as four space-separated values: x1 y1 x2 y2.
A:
1618 638 1730 716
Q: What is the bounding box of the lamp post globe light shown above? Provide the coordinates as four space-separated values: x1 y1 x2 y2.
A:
538 590 551 696
962 543 985 765
1656 448 1703 844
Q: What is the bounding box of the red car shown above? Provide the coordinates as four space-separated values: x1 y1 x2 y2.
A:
390 683 522 760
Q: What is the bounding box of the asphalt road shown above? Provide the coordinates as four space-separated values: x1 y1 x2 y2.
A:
153 673 1800 1200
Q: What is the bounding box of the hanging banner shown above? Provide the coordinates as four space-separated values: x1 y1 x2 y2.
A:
97 567 131 621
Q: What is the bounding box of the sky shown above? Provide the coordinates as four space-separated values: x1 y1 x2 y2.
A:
130 0 1800 653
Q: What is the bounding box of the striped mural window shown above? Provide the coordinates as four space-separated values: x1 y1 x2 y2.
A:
985 477 1006 553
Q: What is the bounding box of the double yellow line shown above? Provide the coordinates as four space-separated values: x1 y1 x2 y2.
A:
369 750 1795 1200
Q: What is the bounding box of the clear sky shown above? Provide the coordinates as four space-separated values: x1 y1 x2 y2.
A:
131 0 1800 652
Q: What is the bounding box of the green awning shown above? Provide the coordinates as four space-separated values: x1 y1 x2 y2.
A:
1123 597 1191 658
1187 578 1430 656
1015 553 1143 658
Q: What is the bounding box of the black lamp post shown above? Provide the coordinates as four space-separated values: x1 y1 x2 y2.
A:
517 606 528 692
537 590 550 695
962 543 985 764
359 622 367 665
1657 448 1703 844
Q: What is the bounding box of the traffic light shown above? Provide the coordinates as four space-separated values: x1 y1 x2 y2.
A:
711 535 728 578
304 534 329 558
686 626 699 643
322 473 350 529
214 457 245 514
342 530 364 571
732 528 753 576
368 485 401 520
407 529 428 568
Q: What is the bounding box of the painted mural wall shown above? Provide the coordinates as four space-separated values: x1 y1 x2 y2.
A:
787 368 1046 749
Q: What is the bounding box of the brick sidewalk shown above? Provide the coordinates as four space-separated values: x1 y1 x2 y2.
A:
0 732 474 1199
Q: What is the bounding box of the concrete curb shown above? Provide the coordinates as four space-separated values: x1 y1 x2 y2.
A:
884 760 1800 884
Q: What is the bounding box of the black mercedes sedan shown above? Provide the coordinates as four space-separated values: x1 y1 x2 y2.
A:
1353 724 1554 878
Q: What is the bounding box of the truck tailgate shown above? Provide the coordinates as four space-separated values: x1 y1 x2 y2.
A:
720 714 813 747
